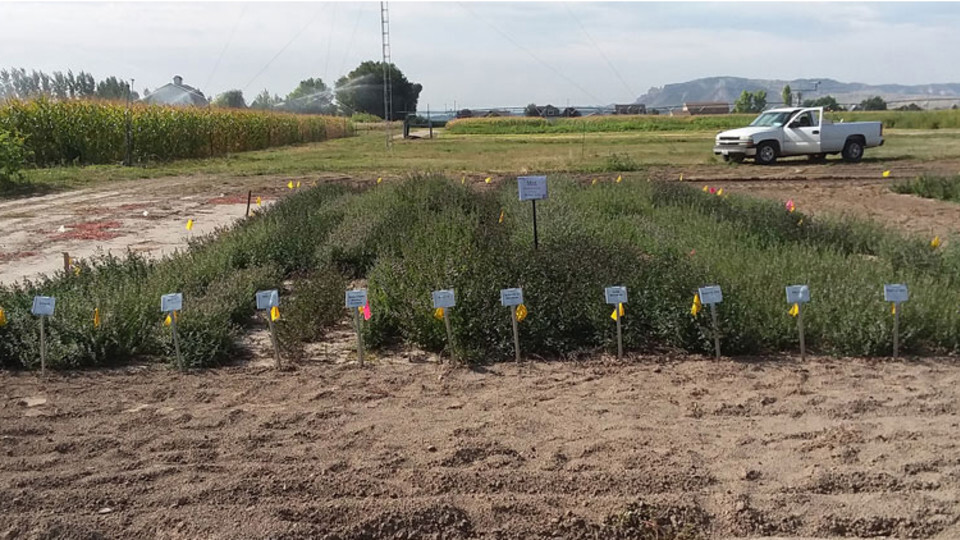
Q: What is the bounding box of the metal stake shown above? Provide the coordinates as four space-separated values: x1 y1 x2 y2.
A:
511 307 521 363
39 316 46 375
797 303 806 361
616 304 623 361
531 200 539 250
171 314 184 370
267 316 282 369
443 309 455 363
709 303 721 360
354 309 365 365
893 303 900 358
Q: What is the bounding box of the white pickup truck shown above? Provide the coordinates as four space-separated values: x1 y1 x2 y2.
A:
713 107 884 164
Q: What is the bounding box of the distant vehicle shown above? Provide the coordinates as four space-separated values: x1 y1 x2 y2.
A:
713 107 884 165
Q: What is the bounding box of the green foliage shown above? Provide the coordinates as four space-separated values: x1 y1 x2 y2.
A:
335 61 422 121
859 96 888 111
733 90 767 113
802 95 845 111
891 175 960 202
447 114 757 135
781 84 792 107
250 89 282 111
283 78 336 115
1 67 135 101
0 97 352 166
350 112 382 123
213 89 247 109
0 129 30 186
276 266 346 350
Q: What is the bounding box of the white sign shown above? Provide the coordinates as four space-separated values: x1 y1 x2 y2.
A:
604 286 628 305
345 289 368 309
500 288 524 306
698 285 723 305
785 285 811 304
256 289 280 310
31 296 56 317
160 293 183 313
432 289 456 309
517 176 548 201
884 283 909 303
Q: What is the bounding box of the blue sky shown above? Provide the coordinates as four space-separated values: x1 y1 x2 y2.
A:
2 2 959 109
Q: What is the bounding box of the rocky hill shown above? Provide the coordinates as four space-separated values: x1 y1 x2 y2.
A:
636 77 960 108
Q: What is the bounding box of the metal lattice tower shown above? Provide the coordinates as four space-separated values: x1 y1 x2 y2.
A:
380 2 393 149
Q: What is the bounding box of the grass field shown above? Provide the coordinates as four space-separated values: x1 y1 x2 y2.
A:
891 174 960 202
11 127 960 196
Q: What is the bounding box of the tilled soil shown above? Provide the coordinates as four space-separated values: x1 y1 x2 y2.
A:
3 356 960 539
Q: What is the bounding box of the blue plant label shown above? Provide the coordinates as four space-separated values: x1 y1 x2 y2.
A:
698 285 723 305
345 289 368 309
884 284 909 303
256 289 280 310
432 289 456 309
785 285 810 304
517 176 548 201
604 286 628 305
500 288 524 306
160 293 183 313
31 296 56 317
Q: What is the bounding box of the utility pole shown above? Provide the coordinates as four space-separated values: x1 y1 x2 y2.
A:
380 2 394 150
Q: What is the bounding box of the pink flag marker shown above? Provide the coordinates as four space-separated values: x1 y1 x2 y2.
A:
363 301 371 321
785 199 796 212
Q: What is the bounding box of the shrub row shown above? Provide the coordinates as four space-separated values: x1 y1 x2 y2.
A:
0 98 354 166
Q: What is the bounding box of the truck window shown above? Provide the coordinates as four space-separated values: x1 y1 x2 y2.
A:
750 111 794 127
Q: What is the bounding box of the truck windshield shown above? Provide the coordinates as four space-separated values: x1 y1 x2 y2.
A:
750 111 794 127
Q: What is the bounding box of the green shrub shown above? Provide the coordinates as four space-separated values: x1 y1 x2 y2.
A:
276 266 347 348
0 129 30 187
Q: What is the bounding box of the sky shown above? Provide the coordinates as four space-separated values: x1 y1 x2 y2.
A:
2 1 960 110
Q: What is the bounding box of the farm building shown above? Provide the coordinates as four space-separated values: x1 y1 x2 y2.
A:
681 101 729 115
141 76 208 107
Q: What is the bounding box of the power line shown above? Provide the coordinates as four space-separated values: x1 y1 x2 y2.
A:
458 2 604 105
322 3 339 85
564 4 635 101
338 4 367 81
242 5 328 92
205 4 247 92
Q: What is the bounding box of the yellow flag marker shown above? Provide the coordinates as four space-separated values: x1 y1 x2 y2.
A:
434 307 445 320
93 307 101 328
679 173 684 182
931 236 941 249
485 177 492 184
296 181 301 188
0 307 7 327
616 174 622 183
690 294 702 317
891 303 897 315
797 218 804 227
788 303 799 317
591 178 598 185
164 311 178 326
515 304 528 322
73 265 81 276
256 196 262 207
702 185 709 192
461 176 466 185
882 170 891 178
377 177 383 184
185 219 194 231
270 306 280 322
610 303 625 321
716 188 724 196
287 181 294 189
498 209 504 224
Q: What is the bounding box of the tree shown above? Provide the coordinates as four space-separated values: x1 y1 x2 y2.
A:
859 96 887 111
335 61 422 121
213 89 246 108
781 84 792 107
801 95 844 112
95 76 138 101
524 103 540 117
251 89 282 110
896 103 923 111
284 77 335 115
733 90 767 113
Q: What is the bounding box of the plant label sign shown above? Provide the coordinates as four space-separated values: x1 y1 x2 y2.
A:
432 289 456 309
345 289 368 309
160 293 183 313
884 284 909 303
500 288 524 306
517 176 548 201
31 296 56 317
785 285 811 304
604 286 628 305
256 289 280 310
698 285 723 305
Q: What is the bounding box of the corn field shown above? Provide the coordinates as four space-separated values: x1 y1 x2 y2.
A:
0 98 353 166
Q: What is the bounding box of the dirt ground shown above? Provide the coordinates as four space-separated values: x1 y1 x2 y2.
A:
4 160 960 285
3 354 960 539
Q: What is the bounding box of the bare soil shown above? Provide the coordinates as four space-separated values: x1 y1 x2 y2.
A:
3 355 960 539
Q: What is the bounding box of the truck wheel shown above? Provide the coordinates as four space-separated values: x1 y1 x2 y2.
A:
755 142 778 165
842 138 864 163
